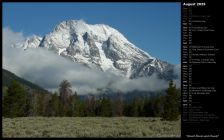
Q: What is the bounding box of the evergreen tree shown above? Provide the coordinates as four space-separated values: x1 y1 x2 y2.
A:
42 94 51 116
177 88 181 114
112 91 124 116
138 98 146 117
36 93 46 116
85 95 96 116
153 96 165 117
162 80 180 121
143 98 154 117
129 97 141 117
69 92 80 117
78 101 86 117
59 80 72 106
59 80 73 116
98 96 112 117
48 92 60 116
29 92 43 116
3 80 29 117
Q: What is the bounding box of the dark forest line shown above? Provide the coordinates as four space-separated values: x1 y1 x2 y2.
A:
3 80 180 121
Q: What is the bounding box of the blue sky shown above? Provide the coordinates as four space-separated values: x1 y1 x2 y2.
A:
3 2 180 64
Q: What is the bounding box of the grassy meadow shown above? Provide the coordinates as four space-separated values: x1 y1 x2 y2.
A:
3 117 180 138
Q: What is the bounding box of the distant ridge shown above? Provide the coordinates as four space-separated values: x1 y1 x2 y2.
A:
3 69 48 93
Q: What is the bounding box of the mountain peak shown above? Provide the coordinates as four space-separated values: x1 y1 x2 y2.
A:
54 20 88 33
12 35 42 50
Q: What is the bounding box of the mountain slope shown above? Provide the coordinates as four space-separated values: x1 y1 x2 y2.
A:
12 20 178 80
2 69 48 93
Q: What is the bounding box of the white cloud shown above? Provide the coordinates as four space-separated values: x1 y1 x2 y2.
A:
173 64 181 88
3 27 180 95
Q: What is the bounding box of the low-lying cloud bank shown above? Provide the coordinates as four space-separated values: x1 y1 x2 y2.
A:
3 27 180 95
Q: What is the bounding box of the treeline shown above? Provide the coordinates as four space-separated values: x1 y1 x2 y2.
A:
3 80 180 120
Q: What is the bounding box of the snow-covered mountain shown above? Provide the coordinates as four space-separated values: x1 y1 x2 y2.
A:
12 20 177 80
